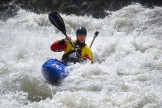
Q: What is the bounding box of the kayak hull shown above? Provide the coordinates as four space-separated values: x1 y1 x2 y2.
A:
41 58 69 83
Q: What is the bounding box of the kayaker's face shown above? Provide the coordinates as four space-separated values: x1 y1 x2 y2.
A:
76 34 86 43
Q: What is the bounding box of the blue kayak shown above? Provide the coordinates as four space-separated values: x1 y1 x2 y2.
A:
41 58 69 83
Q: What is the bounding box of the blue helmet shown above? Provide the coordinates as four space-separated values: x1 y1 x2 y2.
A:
76 27 87 35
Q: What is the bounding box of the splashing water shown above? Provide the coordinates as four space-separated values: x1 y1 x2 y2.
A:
1 4 162 108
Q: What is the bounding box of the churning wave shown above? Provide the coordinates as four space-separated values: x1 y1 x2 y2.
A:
1 4 162 108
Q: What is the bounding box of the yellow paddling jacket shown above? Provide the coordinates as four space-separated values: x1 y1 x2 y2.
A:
51 40 94 63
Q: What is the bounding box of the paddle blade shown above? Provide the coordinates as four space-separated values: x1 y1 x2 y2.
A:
95 31 99 37
49 12 67 36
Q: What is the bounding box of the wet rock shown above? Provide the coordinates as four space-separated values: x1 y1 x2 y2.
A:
63 4 80 14
1 0 162 19
82 1 88 6
32 0 45 6
51 0 59 5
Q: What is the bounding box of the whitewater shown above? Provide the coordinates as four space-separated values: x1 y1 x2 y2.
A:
1 4 162 108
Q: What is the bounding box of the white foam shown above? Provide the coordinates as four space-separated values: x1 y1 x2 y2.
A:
1 4 162 108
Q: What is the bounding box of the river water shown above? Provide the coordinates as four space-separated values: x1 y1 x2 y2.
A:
1 4 162 108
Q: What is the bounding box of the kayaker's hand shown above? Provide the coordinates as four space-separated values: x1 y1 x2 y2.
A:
64 37 71 43
58 37 71 45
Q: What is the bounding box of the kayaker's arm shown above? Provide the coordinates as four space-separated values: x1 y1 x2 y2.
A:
82 46 94 64
50 39 67 52
84 54 93 64
50 37 71 52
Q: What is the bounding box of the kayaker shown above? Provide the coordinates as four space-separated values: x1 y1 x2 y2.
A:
50 27 93 65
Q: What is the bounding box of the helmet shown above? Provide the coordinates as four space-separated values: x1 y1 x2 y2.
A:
76 27 87 35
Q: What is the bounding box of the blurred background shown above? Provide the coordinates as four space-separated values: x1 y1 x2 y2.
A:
1 0 162 19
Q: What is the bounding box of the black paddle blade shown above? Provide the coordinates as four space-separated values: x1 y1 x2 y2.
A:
94 31 99 38
49 12 67 36
95 31 99 36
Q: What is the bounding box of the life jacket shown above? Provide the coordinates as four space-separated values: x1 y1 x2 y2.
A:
62 40 86 65
50 39 93 65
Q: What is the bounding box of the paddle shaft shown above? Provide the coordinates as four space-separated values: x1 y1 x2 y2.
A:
49 12 82 60
90 36 96 48
90 31 99 48
65 35 82 59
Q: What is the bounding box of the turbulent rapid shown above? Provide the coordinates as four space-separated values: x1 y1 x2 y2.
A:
1 4 162 108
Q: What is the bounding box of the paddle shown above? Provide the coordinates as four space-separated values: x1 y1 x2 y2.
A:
90 31 99 48
49 12 82 59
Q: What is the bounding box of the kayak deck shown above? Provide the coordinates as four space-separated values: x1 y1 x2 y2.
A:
41 59 69 84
